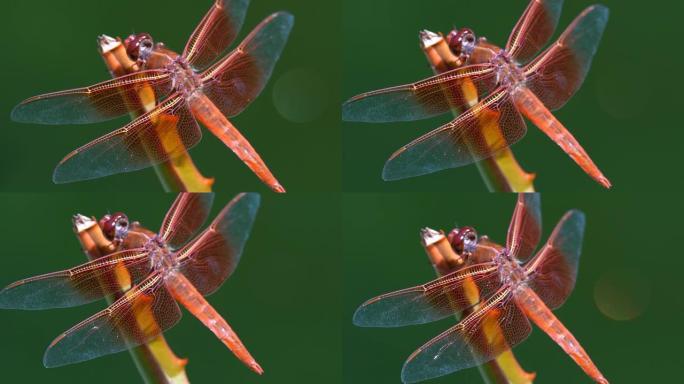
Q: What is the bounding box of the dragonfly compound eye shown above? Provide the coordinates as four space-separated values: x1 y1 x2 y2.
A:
447 28 477 60
448 226 478 256
124 33 154 61
461 227 478 255
100 212 129 241
446 29 460 55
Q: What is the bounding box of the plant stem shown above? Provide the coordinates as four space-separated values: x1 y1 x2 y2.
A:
419 31 535 192
421 229 535 384
98 35 214 192
73 215 189 384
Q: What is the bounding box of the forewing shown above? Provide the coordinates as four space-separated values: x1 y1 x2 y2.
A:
353 263 500 327
183 0 250 70
53 94 202 183
401 288 532 383
382 88 527 181
159 193 215 249
11 70 171 125
525 210 585 309
524 5 609 110
177 193 260 295
507 193 542 262
200 12 294 117
43 273 181 367
342 65 497 123
506 0 565 64
0 249 150 310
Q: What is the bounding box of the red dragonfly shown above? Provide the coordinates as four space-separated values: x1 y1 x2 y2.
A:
343 0 611 188
11 0 293 193
0 193 263 374
354 194 609 383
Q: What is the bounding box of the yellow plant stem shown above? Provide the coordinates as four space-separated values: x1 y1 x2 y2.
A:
99 35 213 192
73 215 189 384
420 33 535 192
421 229 535 384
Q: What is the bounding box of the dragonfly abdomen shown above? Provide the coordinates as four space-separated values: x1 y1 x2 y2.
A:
511 87 611 188
164 271 263 375
514 287 609 384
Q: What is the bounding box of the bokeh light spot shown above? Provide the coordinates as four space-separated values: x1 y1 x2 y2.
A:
594 268 650 321
272 68 328 123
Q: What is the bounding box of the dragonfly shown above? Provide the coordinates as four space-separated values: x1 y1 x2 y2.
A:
353 194 609 383
343 0 611 188
0 193 264 374
11 0 293 193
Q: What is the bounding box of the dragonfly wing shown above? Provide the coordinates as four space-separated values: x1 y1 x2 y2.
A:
177 193 260 295
200 12 294 118
353 263 500 327
525 210 585 309
53 94 202 183
507 193 542 262
402 288 531 384
382 88 527 181
0 249 150 310
506 0 565 64
159 193 216 249
11 70 171 125
524 5 609 110
43 273 181 367
183 0 250 71
342 64 497 123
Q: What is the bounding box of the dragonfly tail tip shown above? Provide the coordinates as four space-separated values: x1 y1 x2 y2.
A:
598 176 612 189
272 183 286 193
249 361 264 375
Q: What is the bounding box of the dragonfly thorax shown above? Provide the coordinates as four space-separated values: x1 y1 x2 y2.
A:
495 248 527 289
146 235 177 272
168 57 204 98
491 50 526 90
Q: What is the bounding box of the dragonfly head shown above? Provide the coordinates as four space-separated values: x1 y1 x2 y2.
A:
446 27 477 62
124 33 155 62
99 212 130 243
447 226 478 257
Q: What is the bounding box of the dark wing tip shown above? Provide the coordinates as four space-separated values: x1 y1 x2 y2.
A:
10 102 38 124
382 152 418 181
400 360 422 384
237 192 261 214
273 11 295 26
341 98 373 123
588 4 610 19
351 305 369 327
381 164 401 181
52 162 73 184
0 287 15 310
566 209 586 232
264 11 295 37
0 283 40 310
341 100 356 122
42 334 69 368
351 297 388 327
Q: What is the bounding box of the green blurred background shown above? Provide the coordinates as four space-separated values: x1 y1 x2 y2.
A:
0 0 340 193
343 193 681 383
342 0 681 191
0 193 341 383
